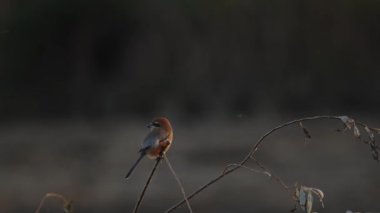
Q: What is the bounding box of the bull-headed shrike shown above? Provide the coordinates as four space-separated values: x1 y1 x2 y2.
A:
125 117 173 179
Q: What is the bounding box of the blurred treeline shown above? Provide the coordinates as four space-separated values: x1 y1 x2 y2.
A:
1 0 380 119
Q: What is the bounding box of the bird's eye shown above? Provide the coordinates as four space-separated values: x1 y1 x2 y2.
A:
152 122 161 127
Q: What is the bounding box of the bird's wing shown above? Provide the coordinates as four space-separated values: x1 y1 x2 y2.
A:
140 132 160 152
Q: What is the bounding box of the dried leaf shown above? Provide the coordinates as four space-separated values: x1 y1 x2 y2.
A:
336 127 346 133
338 116 355 130
371 128 380 134
372 150 379 161
295 185 325 213
306 191 313 213
64 200 73 213
299 187 307 210
364 126 375 142
365 131 379 161
370 143 379 161
299 122 311 140
293 183 300 201
353 124 361 138
311 188 325 208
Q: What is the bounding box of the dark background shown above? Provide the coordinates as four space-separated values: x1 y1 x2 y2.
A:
0 0 380 212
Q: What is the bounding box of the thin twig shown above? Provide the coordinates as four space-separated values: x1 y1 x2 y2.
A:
133 157 162 213
225 160 296 205
251 157 292 195
223 163 271 177
164 154 193 213
165 115 343 212
35 192 71 213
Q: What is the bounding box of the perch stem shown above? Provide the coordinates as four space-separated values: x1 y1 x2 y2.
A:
132 157 162 213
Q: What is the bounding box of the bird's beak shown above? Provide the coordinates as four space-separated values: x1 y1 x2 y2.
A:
146 123 153 128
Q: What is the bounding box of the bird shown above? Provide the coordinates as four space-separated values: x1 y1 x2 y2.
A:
125 117 173 179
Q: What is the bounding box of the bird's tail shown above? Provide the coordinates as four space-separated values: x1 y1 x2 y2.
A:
125 153 145 179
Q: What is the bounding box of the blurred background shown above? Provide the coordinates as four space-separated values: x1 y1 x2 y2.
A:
1 0 380 212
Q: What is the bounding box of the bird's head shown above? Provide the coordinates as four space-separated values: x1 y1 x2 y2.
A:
147 117 172 132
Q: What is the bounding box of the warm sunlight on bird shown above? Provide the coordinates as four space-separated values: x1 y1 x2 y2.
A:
125 117 173 179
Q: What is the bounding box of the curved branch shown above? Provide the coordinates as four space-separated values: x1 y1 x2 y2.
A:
165 115 343 212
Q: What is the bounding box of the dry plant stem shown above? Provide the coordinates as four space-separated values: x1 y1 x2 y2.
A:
223 163 271 177
133 157 162 213
226 160 294 203
35 193 68 213
165 115 343 212
164 154 193 213
251 157 292 195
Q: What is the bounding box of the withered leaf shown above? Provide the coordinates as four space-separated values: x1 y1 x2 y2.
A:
338 116 355 130
364 126 375 142
310 188 325 208
353 124 361 138
372 150 379 161
64 200 73 213
299 187 307 210
299 122 311 140
295 184 325 212
371 128 380 134
306 191 313 213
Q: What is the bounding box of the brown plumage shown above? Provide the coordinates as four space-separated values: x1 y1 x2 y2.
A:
125 117 173 179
